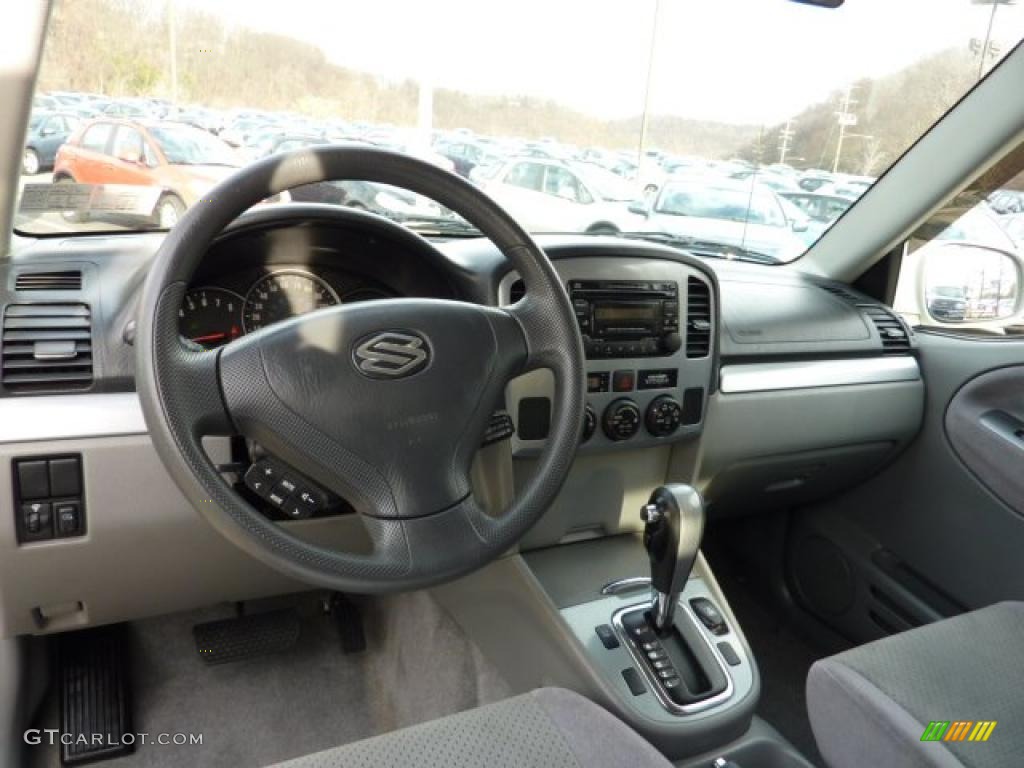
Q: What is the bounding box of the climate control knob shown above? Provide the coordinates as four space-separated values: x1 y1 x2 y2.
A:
603 399 642 441
582 405 597 443
645 395 683 437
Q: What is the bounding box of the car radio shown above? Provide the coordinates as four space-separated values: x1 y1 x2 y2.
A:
568 279 682 358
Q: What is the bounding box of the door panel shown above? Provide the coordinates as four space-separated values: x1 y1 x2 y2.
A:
946 365 1024 514
787 332 1024 643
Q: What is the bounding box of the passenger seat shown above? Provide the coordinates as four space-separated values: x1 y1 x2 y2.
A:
807 602 1024 768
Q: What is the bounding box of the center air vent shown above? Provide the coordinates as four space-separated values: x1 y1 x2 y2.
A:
860 305 911 355
686 276 712 358
1 304 93 393
15 270 82 291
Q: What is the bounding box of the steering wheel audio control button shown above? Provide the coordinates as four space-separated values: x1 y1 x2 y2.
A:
243 463 274 498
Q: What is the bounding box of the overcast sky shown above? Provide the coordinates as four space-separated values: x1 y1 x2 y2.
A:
176 0 1024 124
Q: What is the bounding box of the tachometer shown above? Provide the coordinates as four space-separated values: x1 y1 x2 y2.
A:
242 270 340 332
178 288 244 349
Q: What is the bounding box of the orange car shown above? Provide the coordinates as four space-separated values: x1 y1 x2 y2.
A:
53 119 241 227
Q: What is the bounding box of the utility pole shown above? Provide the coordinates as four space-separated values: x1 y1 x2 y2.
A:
778 119 795 165
638 0 662 170
832 84 857 174
168 1 178 103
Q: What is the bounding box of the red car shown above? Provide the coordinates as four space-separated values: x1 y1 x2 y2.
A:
53 119 241 227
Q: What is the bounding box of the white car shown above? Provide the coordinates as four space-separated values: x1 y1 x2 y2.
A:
640 177 810 262
479 158 646 234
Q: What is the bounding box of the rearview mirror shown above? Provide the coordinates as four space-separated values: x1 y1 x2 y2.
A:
628 200 648 216
922 243 1021 324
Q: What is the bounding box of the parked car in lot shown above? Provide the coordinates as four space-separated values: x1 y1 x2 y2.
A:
638 178 809 261
22 111 82 174
989 188 1024 215
435 139 488 178
925 285 969 321
479 157 645 234
779 190 853 223
260 135 447 221
53 119 241 227
1002 211 1024 246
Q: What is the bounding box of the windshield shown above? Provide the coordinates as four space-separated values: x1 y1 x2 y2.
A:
15 0 1024 263
147 124 239 166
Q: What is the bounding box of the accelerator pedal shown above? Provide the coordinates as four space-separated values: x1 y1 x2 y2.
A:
193 608 300 665
58 625 134 765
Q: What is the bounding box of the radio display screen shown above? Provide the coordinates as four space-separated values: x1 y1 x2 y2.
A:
594 303 658 323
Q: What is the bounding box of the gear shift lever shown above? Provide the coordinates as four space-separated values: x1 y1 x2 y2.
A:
641 484 705 633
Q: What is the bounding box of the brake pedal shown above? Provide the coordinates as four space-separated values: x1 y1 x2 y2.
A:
193 608 300 665
328 593 366 654
57 625 134 765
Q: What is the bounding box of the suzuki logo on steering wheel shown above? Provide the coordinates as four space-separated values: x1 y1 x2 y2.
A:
353 331 430 379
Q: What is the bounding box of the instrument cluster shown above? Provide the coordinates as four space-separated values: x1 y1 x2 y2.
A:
178 267 393 349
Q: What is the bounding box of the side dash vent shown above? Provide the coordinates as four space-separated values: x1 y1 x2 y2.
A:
1 304 93 393
686 277 712 358
860 305 911 355
15 270 83 291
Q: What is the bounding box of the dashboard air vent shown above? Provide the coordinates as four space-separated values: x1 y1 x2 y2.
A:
861 305 911 355
1 304 93 392
819 283 860 303
686 277 712 358
15 270 82 291
508 279 526 303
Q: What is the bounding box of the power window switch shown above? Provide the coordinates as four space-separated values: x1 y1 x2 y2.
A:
49 457 82 497
595 624 619 649
54 502 81 537
621 667 646 696
17 460 50 500
690 597 728 635
21 502 53 541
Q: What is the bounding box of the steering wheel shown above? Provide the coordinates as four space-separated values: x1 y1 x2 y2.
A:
136 147 584 592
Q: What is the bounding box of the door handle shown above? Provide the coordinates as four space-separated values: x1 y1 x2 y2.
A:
979 410 1024 451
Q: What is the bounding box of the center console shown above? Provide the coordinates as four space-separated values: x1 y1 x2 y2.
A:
500 256 716 456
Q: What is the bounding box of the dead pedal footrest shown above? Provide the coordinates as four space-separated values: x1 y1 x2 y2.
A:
193 609 300 665
58 624 134 765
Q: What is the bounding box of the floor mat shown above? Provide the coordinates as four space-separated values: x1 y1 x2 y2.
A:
707 550 827 766
29 591 511 768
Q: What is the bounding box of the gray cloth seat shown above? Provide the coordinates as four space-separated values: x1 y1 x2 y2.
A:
268 687 671 768
807 601 1024 768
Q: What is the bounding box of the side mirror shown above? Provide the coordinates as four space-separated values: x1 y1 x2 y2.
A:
921 243 1022 324
628 200 649 216
792 220 809 233
41 126 57 137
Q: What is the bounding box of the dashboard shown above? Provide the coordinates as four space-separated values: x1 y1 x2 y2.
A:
0 207 925 636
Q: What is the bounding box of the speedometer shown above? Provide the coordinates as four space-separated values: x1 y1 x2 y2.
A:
242 270 340 333
179 288 244 349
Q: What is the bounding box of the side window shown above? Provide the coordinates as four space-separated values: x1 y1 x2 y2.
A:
543 167 589 203
80 123 113 153
112 126 145 163
504 162 543 192
894 146 1024 335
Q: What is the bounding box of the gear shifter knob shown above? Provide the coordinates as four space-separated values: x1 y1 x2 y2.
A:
642 484 705 633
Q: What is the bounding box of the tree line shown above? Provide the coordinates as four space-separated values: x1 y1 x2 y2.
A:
39 0 988 173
